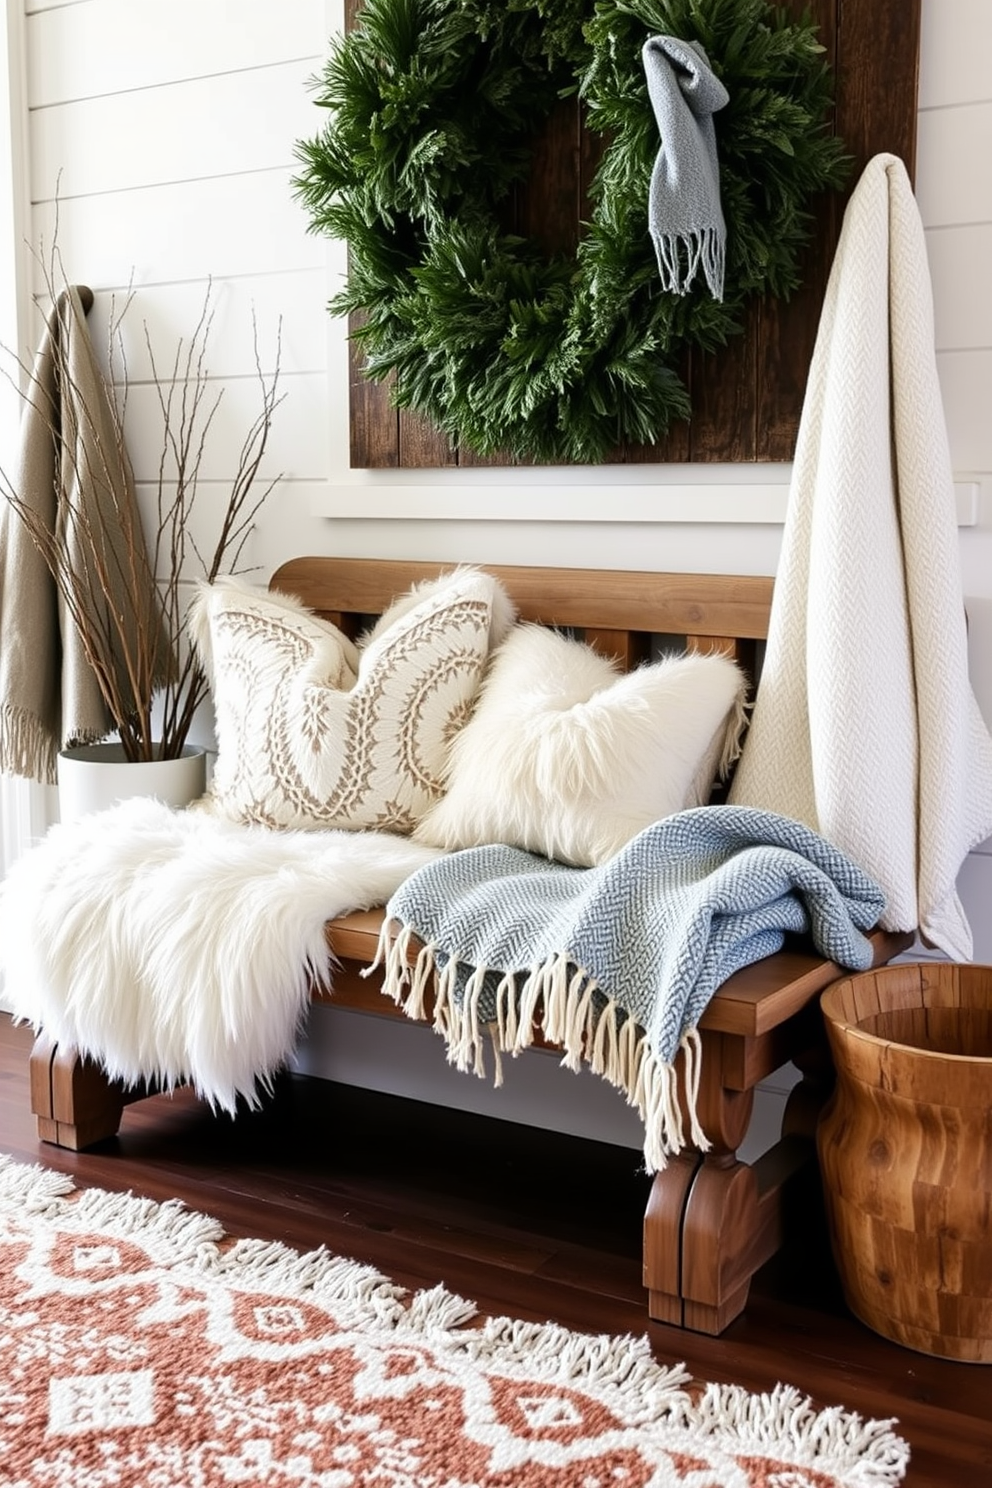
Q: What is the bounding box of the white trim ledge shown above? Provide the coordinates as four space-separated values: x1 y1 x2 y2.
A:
315 478 793 524
314 473 986 525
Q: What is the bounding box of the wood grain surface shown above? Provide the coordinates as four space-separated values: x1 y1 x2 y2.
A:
819 964 992 1363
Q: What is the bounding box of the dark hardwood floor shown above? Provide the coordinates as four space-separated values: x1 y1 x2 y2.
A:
1 1014 988 1485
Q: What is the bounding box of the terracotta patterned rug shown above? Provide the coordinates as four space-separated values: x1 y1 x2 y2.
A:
0 1156 909 1487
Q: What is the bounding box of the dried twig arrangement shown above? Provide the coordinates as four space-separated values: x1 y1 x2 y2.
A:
0 253 282 765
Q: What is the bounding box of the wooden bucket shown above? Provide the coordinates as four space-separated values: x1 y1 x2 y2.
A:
817 963 992 1362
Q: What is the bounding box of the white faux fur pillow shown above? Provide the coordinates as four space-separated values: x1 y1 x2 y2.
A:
413 623 747 866
189 569 514 833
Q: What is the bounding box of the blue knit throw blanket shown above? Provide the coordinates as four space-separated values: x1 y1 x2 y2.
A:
370 807 886 1171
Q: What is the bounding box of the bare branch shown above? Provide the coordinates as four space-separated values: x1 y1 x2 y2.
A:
0 239 282 762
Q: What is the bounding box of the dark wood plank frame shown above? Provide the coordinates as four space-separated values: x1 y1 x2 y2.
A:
344 0 921 469
27 555 912 1336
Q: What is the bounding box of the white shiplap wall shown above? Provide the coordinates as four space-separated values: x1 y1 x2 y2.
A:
5 0 991 1149
917 0 992 960
20 0 333 626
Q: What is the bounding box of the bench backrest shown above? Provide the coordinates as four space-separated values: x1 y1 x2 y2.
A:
269 557 774 680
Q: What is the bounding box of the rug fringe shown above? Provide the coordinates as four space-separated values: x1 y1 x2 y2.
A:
0 1153 76 1214
0 1156 911 1483
0 1155 470 1337
73 1185 226 1260
212 1237 408 1321
371 923 711 1172
460 1316 693 1416
0 1155 224 1262
456 1328 909 1484
403 1281 478 1333
689 1382 911 1486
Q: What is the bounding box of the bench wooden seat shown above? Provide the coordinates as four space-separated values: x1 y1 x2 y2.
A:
27 556 912 1335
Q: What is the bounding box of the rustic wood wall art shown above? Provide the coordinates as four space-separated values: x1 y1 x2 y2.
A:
328 0 921 469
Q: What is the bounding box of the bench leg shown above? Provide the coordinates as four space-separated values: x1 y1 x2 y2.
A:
30 1034 128 1150
642 1028 818 1334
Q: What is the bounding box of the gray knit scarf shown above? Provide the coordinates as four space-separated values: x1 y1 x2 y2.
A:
642 34 729 300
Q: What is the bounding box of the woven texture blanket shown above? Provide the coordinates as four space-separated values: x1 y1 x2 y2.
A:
372 806 886 1172
729 153 992 959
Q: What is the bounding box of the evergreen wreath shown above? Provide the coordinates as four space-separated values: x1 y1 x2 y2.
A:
294 0 850 465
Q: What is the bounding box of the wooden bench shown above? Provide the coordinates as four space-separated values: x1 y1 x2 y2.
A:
28 556 911 1334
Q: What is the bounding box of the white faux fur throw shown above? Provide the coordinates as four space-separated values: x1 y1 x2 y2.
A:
0 797 442 1109
730 153 992 959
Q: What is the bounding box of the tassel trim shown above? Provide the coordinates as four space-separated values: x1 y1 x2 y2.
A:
0 705 60 786
651 226 725 301
367 918 711 1173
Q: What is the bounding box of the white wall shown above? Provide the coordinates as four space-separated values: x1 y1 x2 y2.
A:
0 0 58 913
6 0 992 1148
911 0 992 959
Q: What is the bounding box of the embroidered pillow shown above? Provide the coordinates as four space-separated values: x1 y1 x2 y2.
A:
189 569 514 833
413 623 747 866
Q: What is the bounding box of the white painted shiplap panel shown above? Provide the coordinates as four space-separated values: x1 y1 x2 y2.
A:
132 481 258 588
30 61 319 201
926 225 992 350
245 481 340 574
916 102 992 227
121 369 328 485
918 0 992 111
27 0 324 107
936 351 992 472
26 0 97 11
957 852 992 961
84 271 328 383
136 479 334 582
962 590 992 735
31 173 324 288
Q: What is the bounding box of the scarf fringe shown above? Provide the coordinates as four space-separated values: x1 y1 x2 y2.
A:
369 920 711 1173
0 705 60 786
652 226 725 301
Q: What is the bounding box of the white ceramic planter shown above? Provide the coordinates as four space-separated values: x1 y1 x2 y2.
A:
57 743 208 824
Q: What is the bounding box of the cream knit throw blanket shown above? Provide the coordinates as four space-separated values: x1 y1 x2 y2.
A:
730 153 992 959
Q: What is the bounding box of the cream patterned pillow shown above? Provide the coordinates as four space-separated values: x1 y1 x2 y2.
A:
189 569 514 833
413 623 748 866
